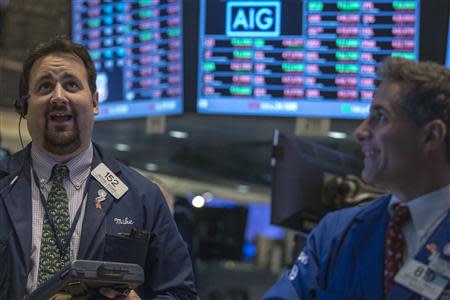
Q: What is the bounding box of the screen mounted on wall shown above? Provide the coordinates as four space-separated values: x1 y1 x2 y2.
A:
197 0 421 119
71 0 183 120
446 6 450 68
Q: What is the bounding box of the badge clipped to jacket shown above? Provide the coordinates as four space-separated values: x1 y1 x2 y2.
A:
91 163 128 208
394 243 450 300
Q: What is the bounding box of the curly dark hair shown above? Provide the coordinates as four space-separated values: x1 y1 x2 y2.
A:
21 36 97 96
378 57 450 161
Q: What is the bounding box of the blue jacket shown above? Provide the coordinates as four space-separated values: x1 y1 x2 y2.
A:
262 195 450 300
0 144 197 300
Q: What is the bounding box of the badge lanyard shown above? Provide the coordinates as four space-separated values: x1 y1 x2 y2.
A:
31 166 91 259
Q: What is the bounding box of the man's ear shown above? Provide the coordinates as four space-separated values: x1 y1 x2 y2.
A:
93 91 99 115
422 119 447 152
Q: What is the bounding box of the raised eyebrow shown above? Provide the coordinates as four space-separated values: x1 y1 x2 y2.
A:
36 71 80 81
370 104 381 111
33 73 53 85
60 72 82 81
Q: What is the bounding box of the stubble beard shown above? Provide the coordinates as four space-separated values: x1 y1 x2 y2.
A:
43 112 82 156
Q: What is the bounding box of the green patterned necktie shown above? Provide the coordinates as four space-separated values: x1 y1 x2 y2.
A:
37 164 70 286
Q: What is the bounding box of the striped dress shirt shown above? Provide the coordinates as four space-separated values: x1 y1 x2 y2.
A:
26 143 93 292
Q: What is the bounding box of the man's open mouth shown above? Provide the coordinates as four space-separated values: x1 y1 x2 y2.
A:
49 114 72 122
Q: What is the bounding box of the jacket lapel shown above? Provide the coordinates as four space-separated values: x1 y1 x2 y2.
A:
77 144 121 259
345 196 391 299
0 146 33 272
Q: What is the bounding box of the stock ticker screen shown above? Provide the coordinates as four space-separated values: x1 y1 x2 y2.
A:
446 6 450 68
197 0 421 118
72 0 183 120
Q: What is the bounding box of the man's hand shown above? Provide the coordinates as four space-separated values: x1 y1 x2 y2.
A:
99 288 141 300
48 293 85 300
49 293 71 300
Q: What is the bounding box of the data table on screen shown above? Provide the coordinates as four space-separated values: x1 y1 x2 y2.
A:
72 0 183 120
197 0 420 119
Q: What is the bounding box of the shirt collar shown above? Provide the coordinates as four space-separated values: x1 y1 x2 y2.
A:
31 143 93 189
389 185 450 239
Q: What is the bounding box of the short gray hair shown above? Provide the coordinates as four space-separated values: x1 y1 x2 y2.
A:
377 57 450 161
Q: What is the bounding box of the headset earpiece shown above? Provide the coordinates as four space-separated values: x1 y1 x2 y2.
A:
14 74 29 117
14 95 29 117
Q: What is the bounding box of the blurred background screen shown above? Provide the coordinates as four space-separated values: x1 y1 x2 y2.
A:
71 0 184 120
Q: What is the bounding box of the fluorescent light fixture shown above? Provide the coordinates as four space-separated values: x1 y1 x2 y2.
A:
115 143 131 151
236 185 250 193
327 131 347 139
145 163 159 171
169 130 189 139
202 192 214 202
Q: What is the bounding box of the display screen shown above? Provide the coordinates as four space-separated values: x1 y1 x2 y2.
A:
199 199 284 262
446 7 450 68
72 0 183 120
197 0 421 119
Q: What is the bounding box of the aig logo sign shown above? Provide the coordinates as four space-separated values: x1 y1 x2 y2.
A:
226 1 281 37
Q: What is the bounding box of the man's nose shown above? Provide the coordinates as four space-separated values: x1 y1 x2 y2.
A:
50 83 68 103
353 119 370 142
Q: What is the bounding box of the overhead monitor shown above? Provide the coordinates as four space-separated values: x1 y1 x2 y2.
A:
446 7 450 68
197 0 421 119
71 0 183 120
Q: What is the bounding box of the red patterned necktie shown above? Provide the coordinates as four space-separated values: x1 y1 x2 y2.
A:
383 203 411 296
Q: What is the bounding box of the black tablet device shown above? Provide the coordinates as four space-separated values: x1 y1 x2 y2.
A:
28 260 144 300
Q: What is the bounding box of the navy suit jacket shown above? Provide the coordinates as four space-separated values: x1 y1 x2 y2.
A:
262 195 450 300
0 143 197 300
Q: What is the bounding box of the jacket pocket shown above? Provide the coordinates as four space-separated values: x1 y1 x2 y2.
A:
104 233 149 268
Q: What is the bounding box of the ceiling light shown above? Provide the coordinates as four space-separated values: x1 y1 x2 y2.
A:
115 143 130 151
145 163 159 171
236 185 250 193
202 192 214 202
169 130 189 139
192 195 205 208
327 131 347 139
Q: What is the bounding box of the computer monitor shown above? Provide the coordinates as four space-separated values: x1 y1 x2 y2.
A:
193 204 248 261
446 8 450 67
71 0 183 120
192 199 285 262
269 130 380 232
197 0 421 118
